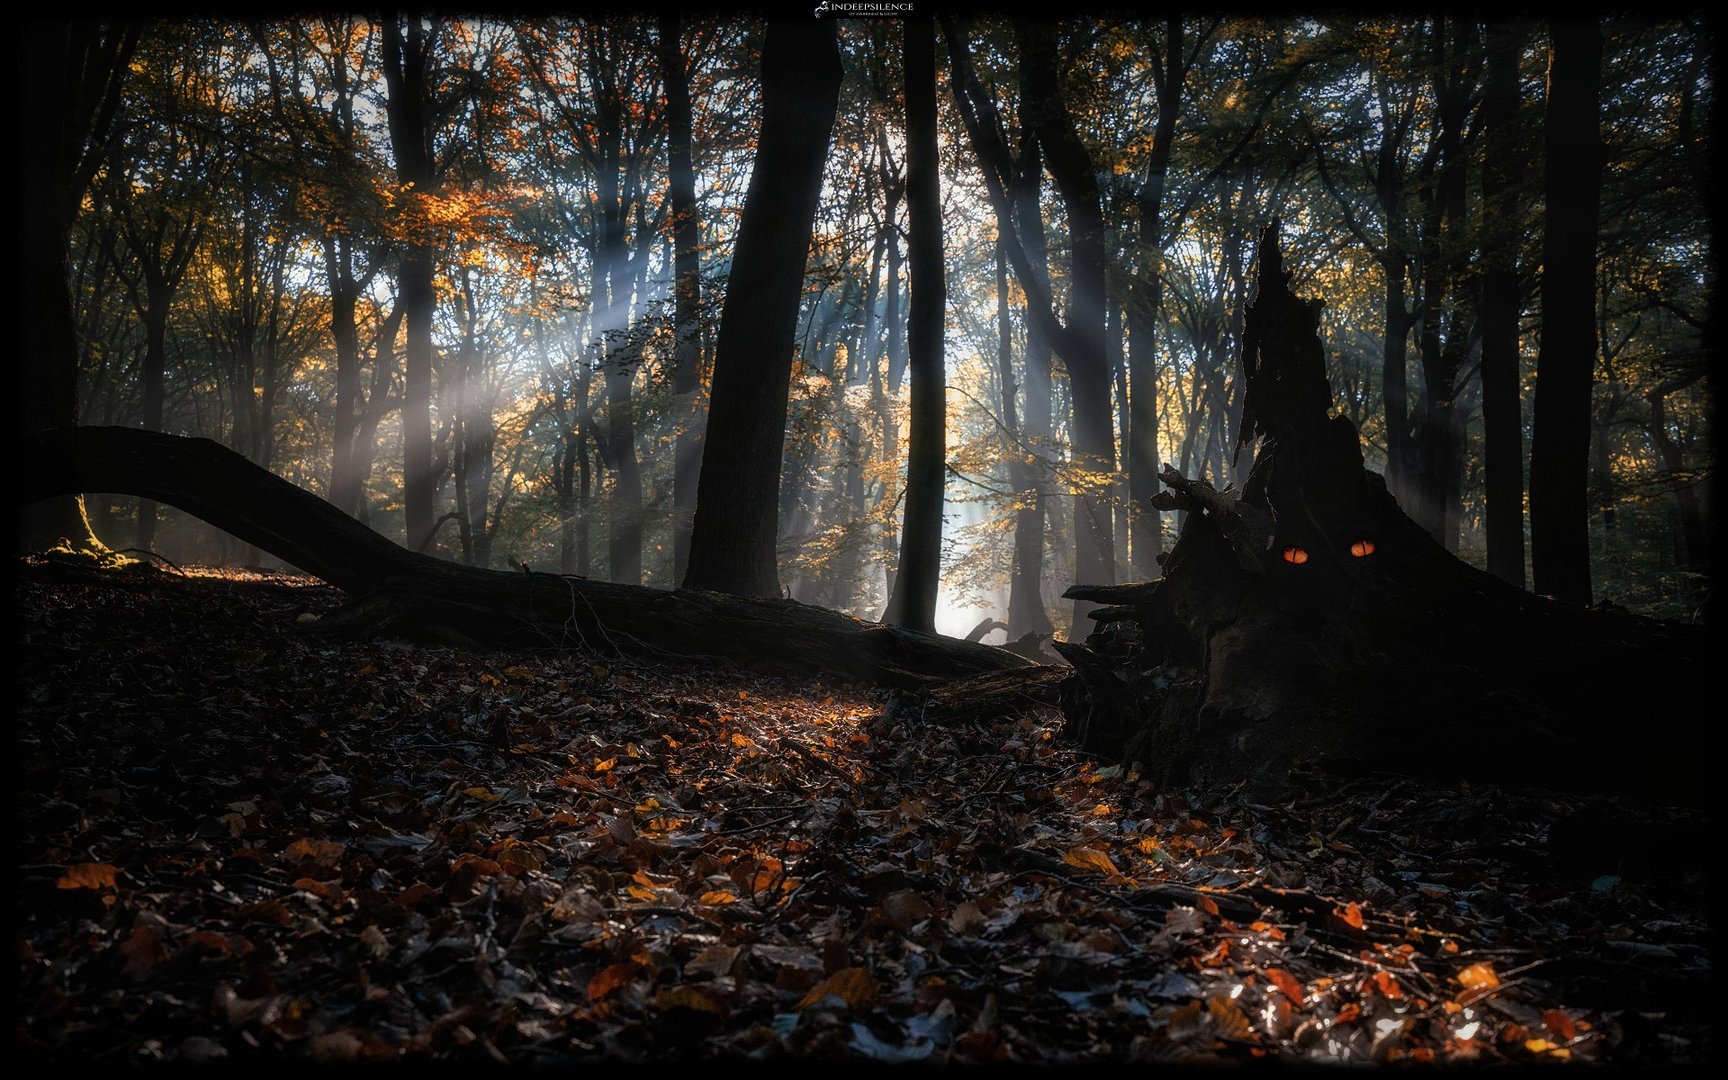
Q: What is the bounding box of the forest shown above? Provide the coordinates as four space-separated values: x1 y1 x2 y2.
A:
15 9 1715 1068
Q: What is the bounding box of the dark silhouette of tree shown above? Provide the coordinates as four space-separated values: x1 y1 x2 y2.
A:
683 20 843 597
1018 21 1117 639
1478 19 1530 587
883 17 946 632
380 16 441 554
18 20 138 551
1530 19 1602 604
660 15 704 584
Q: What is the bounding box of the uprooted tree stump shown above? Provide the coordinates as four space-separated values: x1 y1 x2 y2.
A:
1057 223 1709 808
23 426 1029 689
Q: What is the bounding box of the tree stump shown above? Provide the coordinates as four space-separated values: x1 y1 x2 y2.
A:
1058 222 1708 808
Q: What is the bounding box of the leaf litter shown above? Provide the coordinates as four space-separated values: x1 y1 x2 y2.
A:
13 557 1712 1066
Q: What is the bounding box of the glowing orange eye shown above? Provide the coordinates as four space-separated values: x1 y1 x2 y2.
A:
1350 539 1377 558
1281 546 1310 565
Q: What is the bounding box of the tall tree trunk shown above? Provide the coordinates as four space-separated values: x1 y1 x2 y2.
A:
1127 16 1183 581
1018 22 1116 640
18 22 136 552
683 19 842 597
1529 19 1601 604
883 17 946 632
137 282 171 551
1479 19 1529 587
381 17 440 555
661 15 703 585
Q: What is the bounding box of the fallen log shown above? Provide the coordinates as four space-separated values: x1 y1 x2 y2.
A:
1060 223 1709 808
24 426 1031 689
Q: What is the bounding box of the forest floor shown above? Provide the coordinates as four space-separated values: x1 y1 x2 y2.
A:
12 556 1714 1070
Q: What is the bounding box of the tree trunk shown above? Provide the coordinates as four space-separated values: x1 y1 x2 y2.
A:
1529 19 1601 604
18 23 136 553
1057 224 1706 809
882 18 945 633
1127 15 1183 581
1017 22 1116 640
1479 20 1530 588
661 15 703 586
683 19 843 598
381 17 439 556
28 426 1029 690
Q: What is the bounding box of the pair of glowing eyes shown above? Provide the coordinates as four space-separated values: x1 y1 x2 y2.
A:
1281 539 1377 565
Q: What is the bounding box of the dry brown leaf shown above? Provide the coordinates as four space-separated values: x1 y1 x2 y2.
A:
880 889 932 931
1542 1008 1579 1042
949 901 987 934
498 840 542 875
797 966 879 1010
56 863 118 890
684 944 740 979
119 924 170 979
1374 970 1404 1000
282 837 345 865
1266 967 1304 1005
1208 994 1255 1041
588 962 641 1002
1062 846 1119 876
655 985 725 1015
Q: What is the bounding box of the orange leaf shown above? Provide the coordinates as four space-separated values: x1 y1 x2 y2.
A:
56 863 118 890
1266 967 1304 1005
1207 994 1255 1041
1335 1002 1361 1024
587 962 641 1002
1337 902 1365 930
1457 962 1500 992
655 984 724 1015
282 838 345 865
498 840 542 875
796 966 879 1010
698 890 738 905
593 757 617 773
120 924 170 978
1061 846 1119 876
1373 970 1404 1000
1196 894 1220 917
1542 1009 1579 1042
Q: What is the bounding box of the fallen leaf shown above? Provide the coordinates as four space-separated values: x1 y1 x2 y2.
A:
684 944 740 979
880 889 932 931
655 985 724 1015
498 839 542 875
1266 967 1304 1005
1337 901 1365 930
56 863 119 890
588 962 641 1002
119 923 170 978
1208 994 1255 1041
1457 962 1500 992
949 901 987 934
797 966 879 1011
1062 846 1119 876
1335 1002 1362 1024
1373 970 1404 1000
1542 1009 1579 1042
281 838 345 865
698 890 738 905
